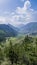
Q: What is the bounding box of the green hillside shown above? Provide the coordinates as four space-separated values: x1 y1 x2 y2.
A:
0 35 37 65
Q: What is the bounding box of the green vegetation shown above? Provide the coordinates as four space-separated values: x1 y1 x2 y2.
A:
0 35 37 65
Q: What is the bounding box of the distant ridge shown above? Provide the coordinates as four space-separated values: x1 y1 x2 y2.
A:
17 22 37 35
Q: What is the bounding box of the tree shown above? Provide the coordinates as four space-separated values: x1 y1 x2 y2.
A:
0 36 6 42
0 46 4 65
8 40 19 65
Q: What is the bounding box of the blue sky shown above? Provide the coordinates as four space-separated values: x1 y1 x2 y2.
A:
0 0 37 26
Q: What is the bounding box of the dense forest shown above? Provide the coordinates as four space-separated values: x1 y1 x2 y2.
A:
0 35 37 65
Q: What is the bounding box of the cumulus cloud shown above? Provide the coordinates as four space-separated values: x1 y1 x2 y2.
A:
15 0 37 23
0 0 37 26
16 0 31 14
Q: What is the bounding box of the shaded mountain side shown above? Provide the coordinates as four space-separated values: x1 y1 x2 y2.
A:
8 23 19 32
0 24 18 37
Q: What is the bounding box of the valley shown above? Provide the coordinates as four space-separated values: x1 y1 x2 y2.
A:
0 22 37 65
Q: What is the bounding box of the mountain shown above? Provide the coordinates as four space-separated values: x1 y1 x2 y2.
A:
18 22 37 35
0 22 37 37
8 24 19 32
0 24 18 37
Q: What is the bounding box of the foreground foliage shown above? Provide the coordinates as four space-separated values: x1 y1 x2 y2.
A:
0 35 37 65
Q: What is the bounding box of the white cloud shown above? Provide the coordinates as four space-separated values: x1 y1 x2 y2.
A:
0 0 37 26
15 0 37 23
16 0 31 14
0 16 7 24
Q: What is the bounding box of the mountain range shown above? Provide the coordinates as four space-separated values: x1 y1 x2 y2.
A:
0 22 37 37
18 22 37 35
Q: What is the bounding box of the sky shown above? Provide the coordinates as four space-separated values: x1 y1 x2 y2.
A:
0 0 37 26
